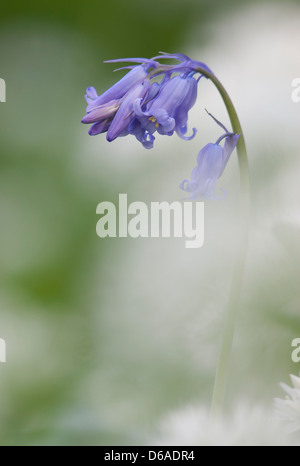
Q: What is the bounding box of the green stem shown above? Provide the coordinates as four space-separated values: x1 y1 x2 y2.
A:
196 67 250 418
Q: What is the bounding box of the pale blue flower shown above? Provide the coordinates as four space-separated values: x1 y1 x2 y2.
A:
180 131 239 200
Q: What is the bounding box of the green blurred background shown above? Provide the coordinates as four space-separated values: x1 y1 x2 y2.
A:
0 0 300 445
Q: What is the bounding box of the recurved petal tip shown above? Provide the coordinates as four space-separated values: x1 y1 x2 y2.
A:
86 87 98 99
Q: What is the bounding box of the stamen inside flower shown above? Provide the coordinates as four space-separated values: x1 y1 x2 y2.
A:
148 116 159 128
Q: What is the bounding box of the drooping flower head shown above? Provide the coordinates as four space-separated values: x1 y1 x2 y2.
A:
81 53 209 148
82 53 239 197
180 112 240 199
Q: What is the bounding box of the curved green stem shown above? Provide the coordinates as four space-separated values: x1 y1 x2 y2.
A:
195 67 250 418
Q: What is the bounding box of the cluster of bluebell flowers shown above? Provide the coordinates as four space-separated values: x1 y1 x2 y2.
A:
82 53 240 199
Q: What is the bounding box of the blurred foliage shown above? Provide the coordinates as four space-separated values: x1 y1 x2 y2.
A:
0 0 235 57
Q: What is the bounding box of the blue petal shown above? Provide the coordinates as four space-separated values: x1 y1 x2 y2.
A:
144 82 160 104
81 99 120 124
133 98 157 134
86 87 98 99
154 109 175 133
86 65 149 112
128 119 155 149
149 75 190 115
174 76 198 139
222 134 240 173
106 80 150 142
104 57 158 68
133 75 197 138
197 143 225 179
88 120 111 136
176 125 197 140
181 143 226 199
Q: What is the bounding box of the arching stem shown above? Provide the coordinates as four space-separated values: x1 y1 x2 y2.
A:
195 67 250 419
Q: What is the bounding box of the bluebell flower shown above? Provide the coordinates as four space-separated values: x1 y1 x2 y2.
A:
85 62 154 112
106 81 150 141
126 75 197 149
82 61 155 138
82 54 239 198
81 54 204 145
82 80 150 139
180 133 240 200
133 74 198 140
